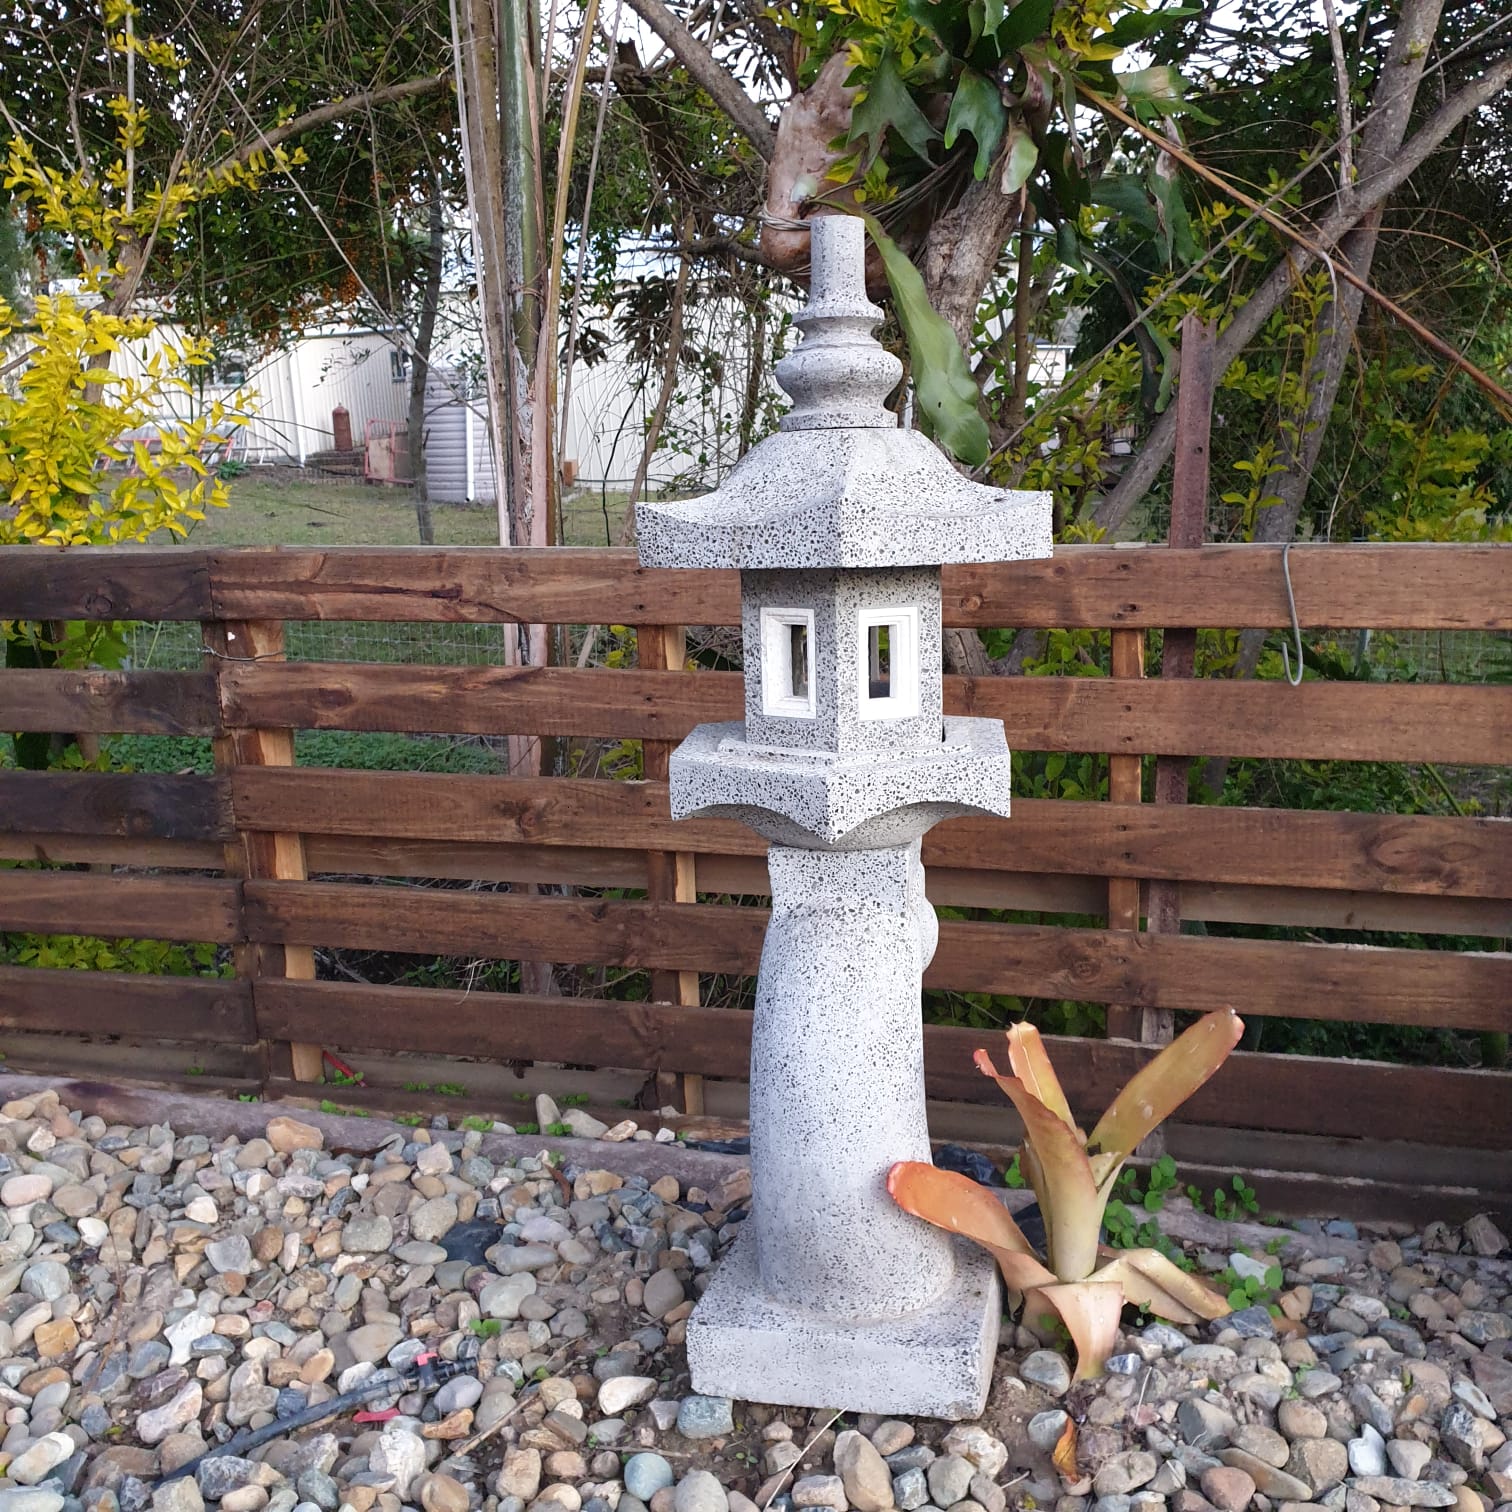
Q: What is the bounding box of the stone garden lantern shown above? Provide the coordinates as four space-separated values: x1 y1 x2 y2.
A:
636 215 1052 1418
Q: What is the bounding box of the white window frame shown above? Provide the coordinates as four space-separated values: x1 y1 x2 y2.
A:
759 606 817 719
857 605 921 720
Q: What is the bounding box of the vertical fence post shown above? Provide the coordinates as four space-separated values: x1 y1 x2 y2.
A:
1105 629 1146 1042
205 619 324 1086
636 623 705 1116
1144 313 1216 1045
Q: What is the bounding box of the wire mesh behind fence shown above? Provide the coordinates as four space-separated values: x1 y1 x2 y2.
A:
128 619 515 670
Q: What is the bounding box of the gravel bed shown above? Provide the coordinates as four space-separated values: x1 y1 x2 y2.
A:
0 1089 1506 1512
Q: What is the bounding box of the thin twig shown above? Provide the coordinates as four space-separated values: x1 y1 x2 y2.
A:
1320 0 1355 197
454 1348 572 1456
1080 87 1512 416
759 1411 842 1512
541 0 607 544
559 0 628 472
617 222 695 545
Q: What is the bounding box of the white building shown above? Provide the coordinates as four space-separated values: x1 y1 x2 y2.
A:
116 323 412 467
112 293 1075 501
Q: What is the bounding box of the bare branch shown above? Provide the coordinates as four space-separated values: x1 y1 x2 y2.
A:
1087 90 1512 410
1321 0 1354 194
1088 50 1512 535
620 0 776 160
211 72 452 175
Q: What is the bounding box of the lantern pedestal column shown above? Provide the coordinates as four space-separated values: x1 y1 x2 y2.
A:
635 214 1053 1418
685 840 1001 1420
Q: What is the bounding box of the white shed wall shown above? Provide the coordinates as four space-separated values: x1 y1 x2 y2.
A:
116 325 410 465
422 367 497 504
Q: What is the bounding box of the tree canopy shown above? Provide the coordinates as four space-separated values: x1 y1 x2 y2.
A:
3 0 1508 555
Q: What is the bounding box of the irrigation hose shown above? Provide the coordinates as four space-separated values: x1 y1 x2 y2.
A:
153 1350 485 1487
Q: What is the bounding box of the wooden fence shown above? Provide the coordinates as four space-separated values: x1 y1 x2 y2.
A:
1 543 1509 1219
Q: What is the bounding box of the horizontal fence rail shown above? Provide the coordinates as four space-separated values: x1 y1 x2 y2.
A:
5 667 1508 764
4 542 1511 627
0 542 1508 1214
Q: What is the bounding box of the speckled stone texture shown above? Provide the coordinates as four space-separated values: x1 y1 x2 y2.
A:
638 213 1050 1417
685 840 1000 1418
636 217 1051 571
669 715 1014 850
636 427 1051 569
750 843 948 1312
741 568 943 754
687 1228 1000 1419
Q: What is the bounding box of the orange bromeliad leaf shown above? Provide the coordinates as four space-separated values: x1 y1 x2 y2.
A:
1004 1021 1077 1132
975 1048 1101 1281
886 1162 1057 1291
1052 1417 1080 1480
1037 1281 1125 1381
1088 1007 1244 1160
1097 1247 1232 1322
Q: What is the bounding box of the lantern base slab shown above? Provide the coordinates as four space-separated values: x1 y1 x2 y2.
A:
685 1228 1000 1419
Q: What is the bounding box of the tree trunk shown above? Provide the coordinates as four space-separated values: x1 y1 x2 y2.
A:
1188 0 1448 797
451 0 550 774
920 168 1026 350
737 298 769 459
407 176 446 546
1245 0 1443 558
1088 22 1510 543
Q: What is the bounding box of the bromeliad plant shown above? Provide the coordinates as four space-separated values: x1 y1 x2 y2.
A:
889 1008 1244 1379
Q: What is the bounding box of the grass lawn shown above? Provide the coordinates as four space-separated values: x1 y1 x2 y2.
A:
126 467 619 719
161 468 630 548
167 472 501 548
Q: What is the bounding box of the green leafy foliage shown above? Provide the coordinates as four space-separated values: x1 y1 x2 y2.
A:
943 70 1006 179
1101 1158 1190 1268
999 123 1038 194
1217 1257 1284 1312
863 215 989 465
1202 1175 1260 1223
850 50 940 164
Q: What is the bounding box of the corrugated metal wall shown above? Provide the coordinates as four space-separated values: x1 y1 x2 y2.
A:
118 326 410 465
421 367 497 504
117 301 784 488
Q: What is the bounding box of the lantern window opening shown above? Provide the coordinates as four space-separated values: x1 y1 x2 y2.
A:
760 606 817 719
857 606 920 720
867 623 891 699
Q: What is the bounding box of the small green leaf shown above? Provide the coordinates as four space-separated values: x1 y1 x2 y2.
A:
1119 65 1188 108
1102 5 1198 47
849 49 940 165
1091 172 1161 235
1143 317 1177 413
995 0 1056 52
944 69 1006 179
1000 121 1039 193
1147 157 1200 265
861 216 990 467
1055 221 1087 273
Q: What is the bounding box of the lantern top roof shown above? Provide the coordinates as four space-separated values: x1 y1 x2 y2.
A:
636 214 1051 572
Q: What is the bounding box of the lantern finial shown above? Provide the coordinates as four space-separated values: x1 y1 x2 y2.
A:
775 216 901 433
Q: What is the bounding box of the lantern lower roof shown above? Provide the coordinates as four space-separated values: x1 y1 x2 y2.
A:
636 426 1052 571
